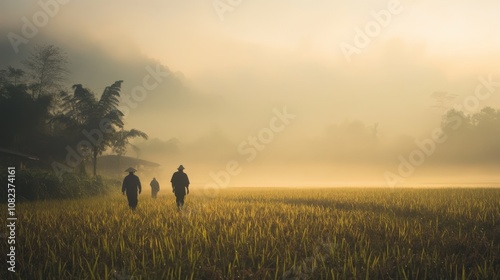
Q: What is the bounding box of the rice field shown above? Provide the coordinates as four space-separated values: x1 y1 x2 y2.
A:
2 187 499 279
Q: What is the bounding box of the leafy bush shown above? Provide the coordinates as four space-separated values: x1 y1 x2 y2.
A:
1 169 112 201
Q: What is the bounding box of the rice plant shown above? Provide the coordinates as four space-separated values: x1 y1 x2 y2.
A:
1 187 499 279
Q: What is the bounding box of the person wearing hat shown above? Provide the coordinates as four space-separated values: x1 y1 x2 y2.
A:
150 177 160 199
170 165 190 209
122 167 142 210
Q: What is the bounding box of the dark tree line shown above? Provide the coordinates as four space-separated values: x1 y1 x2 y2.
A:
439 107 500 164
0 45 147 176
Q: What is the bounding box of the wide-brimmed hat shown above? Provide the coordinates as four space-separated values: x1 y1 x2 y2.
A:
125 167 137 173
177 165 185 170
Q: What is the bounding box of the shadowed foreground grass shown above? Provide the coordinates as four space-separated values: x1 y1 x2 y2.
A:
2 187 499 279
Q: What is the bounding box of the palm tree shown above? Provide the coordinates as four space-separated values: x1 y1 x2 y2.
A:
112 129 149 156
55 80 147 176
111 129 148 171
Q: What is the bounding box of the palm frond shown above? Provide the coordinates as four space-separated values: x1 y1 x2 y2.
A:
98 80 122 115
126 129 148 140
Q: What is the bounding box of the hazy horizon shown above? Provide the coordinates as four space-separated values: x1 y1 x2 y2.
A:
2 0 500 188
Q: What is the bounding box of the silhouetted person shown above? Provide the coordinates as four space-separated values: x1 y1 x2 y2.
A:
171 165 190 209
150 177 160 199
122 167 142 210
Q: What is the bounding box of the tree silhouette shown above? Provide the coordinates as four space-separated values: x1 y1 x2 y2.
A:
7 66 25 86
55 80 147 176
0 82 52 153
111 129 149 157
440 107 500 163
23 45 69 98
111 129 148 170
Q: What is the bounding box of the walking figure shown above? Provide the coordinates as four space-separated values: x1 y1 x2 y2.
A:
150 177 160 199
170 165 190 209
122 167 142 210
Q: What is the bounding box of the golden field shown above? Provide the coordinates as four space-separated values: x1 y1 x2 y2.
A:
2 187 499 279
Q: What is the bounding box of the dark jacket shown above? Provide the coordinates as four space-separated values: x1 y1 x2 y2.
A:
122 173 141 196
171 171 189 196
150 179 160 191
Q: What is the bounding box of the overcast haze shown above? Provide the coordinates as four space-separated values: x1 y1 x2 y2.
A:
2 0 500 187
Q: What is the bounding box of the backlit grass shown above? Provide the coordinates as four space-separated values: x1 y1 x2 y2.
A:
2 187 499 279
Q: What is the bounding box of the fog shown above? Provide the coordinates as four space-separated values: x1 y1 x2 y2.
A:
2 0 500 187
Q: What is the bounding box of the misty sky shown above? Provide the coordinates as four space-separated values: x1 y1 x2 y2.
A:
2 0 500 187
